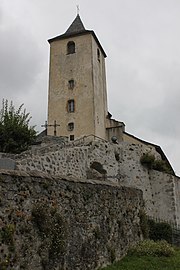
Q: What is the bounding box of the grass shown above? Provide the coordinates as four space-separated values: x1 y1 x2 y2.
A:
101 253 180 270
100 243 180 270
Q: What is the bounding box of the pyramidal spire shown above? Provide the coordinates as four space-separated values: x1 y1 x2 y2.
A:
65 14 86 35
48 14 106 58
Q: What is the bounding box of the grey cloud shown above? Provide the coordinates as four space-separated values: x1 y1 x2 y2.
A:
0 25 43 98
0 0 179 174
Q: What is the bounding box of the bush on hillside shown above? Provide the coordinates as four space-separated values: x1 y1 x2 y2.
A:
129 240 175 257
139 210 173 244
148 219 172 244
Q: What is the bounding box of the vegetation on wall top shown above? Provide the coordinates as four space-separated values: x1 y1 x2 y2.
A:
0 99 36 154
140 153 173 174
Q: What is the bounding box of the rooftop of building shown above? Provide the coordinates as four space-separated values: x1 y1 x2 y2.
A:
48 14 107 57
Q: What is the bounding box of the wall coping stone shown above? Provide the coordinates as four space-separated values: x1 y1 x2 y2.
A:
0 169 142 193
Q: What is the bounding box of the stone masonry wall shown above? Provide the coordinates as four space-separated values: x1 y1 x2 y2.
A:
0 170 143 270
15 141 159 182
1 139 180 225
175 176 180 225
15 140 180 223
149 171 179 224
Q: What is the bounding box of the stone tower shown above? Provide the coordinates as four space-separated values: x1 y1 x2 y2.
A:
47 15 108 140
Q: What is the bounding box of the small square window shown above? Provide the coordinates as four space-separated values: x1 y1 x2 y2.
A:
68 122 74 131
68 79 75 89
70 135 74 141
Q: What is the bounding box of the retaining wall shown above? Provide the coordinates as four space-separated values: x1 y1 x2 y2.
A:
0 171 143 270
1 140 180 225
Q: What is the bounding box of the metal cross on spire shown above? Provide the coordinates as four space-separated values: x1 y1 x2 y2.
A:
76 4 80 15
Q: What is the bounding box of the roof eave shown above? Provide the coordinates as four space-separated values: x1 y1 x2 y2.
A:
48 30 107 58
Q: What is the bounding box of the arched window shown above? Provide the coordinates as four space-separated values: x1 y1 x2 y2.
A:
67 41 75 54
67 99 75 112
68 122 74 131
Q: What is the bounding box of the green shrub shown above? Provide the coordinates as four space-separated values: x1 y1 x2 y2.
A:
0 224 15 246
140 153 155 169
139 213 172 244
140 153 173 174
129 240 175 257
148 219 172 243
153 160 173 174
32 202 67 266
31 203 49 237
0 99 36 153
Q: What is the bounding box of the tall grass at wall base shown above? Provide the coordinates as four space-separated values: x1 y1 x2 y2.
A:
100 241 180 270
128 240 175 257
139 210 173 244
100 252 180 270
148 219 173 244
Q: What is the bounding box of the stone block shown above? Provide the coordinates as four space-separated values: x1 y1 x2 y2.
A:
0 158 16 170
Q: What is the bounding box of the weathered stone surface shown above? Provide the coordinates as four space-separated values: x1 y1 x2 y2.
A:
0 158 16 170
0 172 143 270
12 140 180 225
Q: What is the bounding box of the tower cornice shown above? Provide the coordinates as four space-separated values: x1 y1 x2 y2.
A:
48 30 107 58
48 15 107 57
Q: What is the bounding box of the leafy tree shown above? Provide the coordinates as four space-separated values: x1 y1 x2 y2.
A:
0 99 36 154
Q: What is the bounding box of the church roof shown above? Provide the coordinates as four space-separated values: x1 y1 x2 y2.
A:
48 15 107 57
65 14 86 34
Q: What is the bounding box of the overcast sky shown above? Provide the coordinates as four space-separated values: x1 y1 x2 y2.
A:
0 0 180 175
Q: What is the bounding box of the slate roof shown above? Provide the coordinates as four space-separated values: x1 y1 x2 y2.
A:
65 14 86 34
48 15 107 57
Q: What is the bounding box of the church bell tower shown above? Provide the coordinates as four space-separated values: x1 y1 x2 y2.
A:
47 15 108 140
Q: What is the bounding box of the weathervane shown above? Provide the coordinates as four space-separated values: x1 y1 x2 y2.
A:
76 4 80 15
